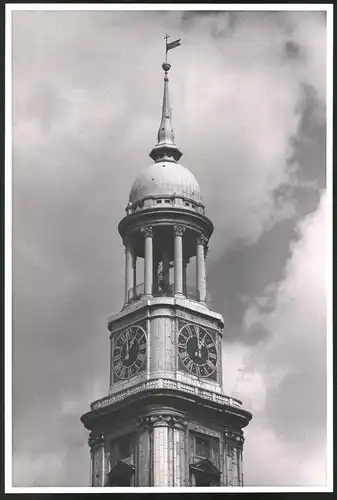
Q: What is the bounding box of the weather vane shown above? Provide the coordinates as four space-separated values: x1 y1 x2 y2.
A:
164 34 181 63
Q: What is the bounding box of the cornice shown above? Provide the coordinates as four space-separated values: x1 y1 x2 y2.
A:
118 207 214 241
107 296 224 331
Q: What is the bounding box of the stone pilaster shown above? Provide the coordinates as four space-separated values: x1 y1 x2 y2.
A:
223 429 245 486
88 431 105 487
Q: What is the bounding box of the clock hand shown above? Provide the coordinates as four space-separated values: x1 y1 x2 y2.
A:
125 333 130 360
199 334 206 349
195 326 202 358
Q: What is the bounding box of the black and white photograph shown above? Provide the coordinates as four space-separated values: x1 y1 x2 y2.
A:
6 3 332 492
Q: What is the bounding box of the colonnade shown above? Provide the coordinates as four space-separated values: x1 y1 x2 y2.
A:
123 225 208 305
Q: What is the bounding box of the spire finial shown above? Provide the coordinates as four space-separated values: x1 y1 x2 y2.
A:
164 33 169 62
149 36 182 163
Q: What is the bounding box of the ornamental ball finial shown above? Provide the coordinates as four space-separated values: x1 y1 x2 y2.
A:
162 62 171 73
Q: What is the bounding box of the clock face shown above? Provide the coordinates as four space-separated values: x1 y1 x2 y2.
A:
178 323 218 378
113 326 147 380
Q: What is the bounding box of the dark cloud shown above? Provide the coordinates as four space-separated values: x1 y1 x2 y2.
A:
243 321 271 345
208 218 297 341
290 84 326 185
284 40 301 59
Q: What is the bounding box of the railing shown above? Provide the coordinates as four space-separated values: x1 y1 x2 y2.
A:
153 283 174 297
90 378 242 411
127 283 145 303
127 282 204 305
185 285 200 302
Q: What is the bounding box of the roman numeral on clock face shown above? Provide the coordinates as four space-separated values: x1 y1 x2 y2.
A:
137 352 146 362
195 366 201 377
180 329 191 341
113 325 147 380
179 350 189 362
114 360 123 374
119 333 126 345
185 359 193 372
178 324 218 379
206 359 215 370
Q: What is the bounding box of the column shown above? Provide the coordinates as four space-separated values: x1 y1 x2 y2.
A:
184 426 189 486
152 420 170 486
174 225 185 296
104 448 110 484
238 447 244 486
124 243 133 304
224 429 244 487
132 254 137 299
196 234 208 303
89 449 92 487
153 259 158 294
183 258 189 296
170 417 187 486
162 249 170 293
232 445 238 485
142 226 153 296
173 428 183 486
89 431 105 487
137 417 152 486
138 414 186 486
227 443 233 486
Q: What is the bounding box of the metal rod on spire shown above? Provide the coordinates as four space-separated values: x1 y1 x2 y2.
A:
149 38 183 162
164 33 169 63
164 34 181 63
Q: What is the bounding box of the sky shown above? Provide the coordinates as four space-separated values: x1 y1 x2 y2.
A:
10 8 329 488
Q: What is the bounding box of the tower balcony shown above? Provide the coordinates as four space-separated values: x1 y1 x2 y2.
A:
89 377 244 413
126 282 204 306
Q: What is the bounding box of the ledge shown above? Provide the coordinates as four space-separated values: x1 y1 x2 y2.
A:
108 296 224 329
90 378 242 412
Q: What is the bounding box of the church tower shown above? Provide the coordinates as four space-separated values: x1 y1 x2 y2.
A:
81 46 252 488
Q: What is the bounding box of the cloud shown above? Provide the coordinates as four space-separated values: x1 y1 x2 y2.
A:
11 9 327 487
224 191 327 485
12 10 326 257
13 450 68 487
243 424 326 487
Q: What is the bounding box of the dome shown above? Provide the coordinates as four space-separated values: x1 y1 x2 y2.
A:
129 161 202 205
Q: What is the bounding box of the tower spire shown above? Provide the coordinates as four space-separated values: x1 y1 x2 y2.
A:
149 37 182 163
157 62 175 146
